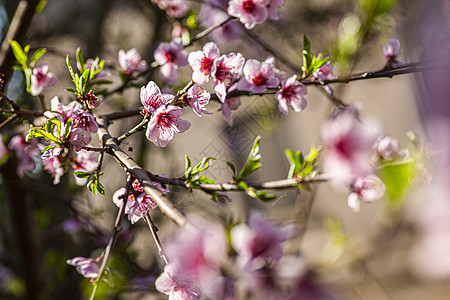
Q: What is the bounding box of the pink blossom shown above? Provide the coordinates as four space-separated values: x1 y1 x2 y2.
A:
8 135 39 178
231 211 295 271
66 257 99 279
321 110 378 185
312 61 336 95
30 64 57 96
72 149 98 185
157 0 189 18
83 90 100 109
228 0 270 30
276 75 307 114
49 97 82 122
112 179 164 224
267 0 285 20
140 81 174 114
118 48 148 75
238 57 280 93
72 110 98 133
163 215 229 298
155 264 203 300
42 155 64 184
382 38 401 66
347 174 385 213
198 4 241 42
146 105 191 147
69 128 91 151
375 135 399 160
188 42 220 85
222 97 241 126
211 53 245 102
154 39 188 84
185 84 212 117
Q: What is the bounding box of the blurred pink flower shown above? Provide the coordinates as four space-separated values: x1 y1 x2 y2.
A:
198 3 241 42
321 110 378 185
375 135 399 160
66 257 99 279
267 0 285 20
157 0 189 18
72 149 98 185
42 155 64 184
155 264 203 300
347 174 385 213
188 42 220 85
79 58 110 78
228 0 270 29
118 48 148 75
154 39 188 84
312 61 336 95
238 57 280 93
231 211 296 271
140 81 174 114
222 96 241 126
276 75 307 115
212 53 245 102
8 135 39 178
186 84 212 117
382 38 401 67
30 64 57 96
146 105 191 147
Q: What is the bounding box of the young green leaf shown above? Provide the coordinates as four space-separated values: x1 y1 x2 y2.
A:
10 40 28 67
76 48 85 73
74 171 92 178
227 162 237 178
30 48 47 67
236 136 262 181
285 149 304 179
191 157 215 176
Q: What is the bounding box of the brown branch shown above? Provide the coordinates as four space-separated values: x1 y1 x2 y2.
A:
96 116 187 227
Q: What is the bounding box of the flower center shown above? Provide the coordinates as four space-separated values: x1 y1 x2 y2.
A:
157 113 175 128
242 0 256 13
200 57 214 74
164 50 176 63
251 73 267 86
281 86 295 101
215 63 234 84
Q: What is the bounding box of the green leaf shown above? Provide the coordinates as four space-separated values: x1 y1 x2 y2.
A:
65 88 77 94
191 157 215 176
255 190 276 202
24 68 32 93
237 181 248 191
227 162 237 178
12 41 27 66
236 136 262 181
285 149 304 179
74 171 92 178
35 0 47 13
46 117 62 140
380 159 416 207
196 176 216 184
76 48 85 73
30 48 47 67
23 44 30 54
63 117 73 140
66 55 77 83
184 155 192 178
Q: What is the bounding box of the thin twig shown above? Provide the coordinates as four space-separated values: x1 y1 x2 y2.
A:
0 113 18 130
187 17 235 46
89 175 133 300
96 116 187 227
145 213 168 265
116 117 149 145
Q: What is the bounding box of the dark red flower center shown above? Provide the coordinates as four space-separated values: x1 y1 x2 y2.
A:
252 73 267 86
215 63 233 84
242 0 256 13
281 86 295 101
157 113 174 128
164 50 177 63
200 57 214 74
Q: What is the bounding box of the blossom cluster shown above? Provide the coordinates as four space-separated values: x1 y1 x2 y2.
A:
153 212 331 299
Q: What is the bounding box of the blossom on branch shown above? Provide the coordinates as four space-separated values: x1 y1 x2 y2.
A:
140 81 174 114
276 75 307 114
185 84 212 117
212 52 245 102
347 174 385 212
118 48 148 75
382 38 402 67
228 0 270 30
8 135 40 178
188 42 220 85
155 264 203 300
72 149 98 185
66 257 99 279
154 39 188 84
112 179 165 224
156 0 189 18
238 56 280 93
146 105 191 147
30 64 57 96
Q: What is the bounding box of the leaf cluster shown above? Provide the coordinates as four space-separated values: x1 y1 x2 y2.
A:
301 35 330 79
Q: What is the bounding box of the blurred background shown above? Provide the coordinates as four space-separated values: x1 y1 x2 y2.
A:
1 0 450 299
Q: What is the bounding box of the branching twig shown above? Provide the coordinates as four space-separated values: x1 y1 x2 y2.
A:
116 117 149 145
187 16 235 46
96 116 187 227
89 175 133 300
